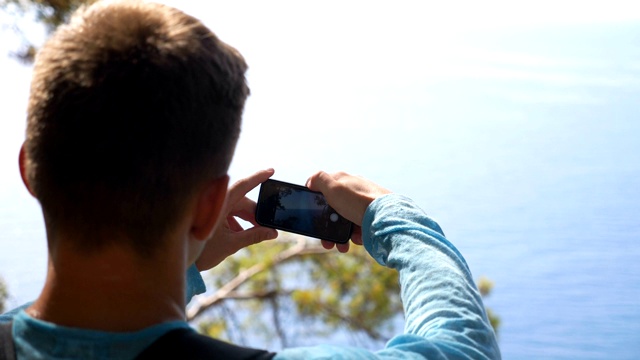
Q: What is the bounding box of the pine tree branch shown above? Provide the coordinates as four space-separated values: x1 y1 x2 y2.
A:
317 304 385 341
187 238 328 321
223 289 286 300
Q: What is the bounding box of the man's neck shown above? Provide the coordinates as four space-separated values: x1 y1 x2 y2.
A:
27 241 188 332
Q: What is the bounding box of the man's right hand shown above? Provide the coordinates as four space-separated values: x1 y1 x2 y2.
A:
306 171 391 253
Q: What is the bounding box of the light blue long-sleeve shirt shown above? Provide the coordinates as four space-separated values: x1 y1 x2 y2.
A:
1 194 500 359
275 194 499 359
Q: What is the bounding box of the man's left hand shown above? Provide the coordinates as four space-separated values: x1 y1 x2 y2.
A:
195 169 278 271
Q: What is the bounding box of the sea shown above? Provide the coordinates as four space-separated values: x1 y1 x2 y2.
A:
0 5 639 359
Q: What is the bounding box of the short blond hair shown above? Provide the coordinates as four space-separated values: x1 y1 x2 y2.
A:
26 1 249 255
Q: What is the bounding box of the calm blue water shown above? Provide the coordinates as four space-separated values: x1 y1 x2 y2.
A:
1 14 639 359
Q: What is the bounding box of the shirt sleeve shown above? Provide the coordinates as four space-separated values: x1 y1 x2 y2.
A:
186 264 206 303
276 194 500 360
0 302 33 323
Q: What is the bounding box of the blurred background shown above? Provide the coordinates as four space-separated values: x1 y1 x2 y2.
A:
1 1 639 358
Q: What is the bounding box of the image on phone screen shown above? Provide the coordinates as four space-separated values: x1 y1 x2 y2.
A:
255 179 352 243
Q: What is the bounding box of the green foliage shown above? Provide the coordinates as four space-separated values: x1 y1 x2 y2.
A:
0 276 8 314
189 235 402 348
1 0 93 31
198 317 227 339
293 245 401 341
0 0 96 62
477 276 501 335
486 308 501 334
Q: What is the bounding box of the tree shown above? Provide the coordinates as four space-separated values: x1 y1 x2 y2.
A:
477 276 501 335
188 235 403 349
0 276 8 314
0 0 96 63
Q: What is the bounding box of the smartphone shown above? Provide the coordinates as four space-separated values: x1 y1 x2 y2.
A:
255 179 353 243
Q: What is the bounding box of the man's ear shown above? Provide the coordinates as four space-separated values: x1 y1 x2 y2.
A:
19 142 35 197
191 175 229 241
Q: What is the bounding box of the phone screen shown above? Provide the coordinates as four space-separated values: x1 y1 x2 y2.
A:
255 179 352 243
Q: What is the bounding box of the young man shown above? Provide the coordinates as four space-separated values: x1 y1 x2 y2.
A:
0 1 500 359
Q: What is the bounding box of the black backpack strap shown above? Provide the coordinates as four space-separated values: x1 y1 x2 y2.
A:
0 321 16 360
136 327 276 360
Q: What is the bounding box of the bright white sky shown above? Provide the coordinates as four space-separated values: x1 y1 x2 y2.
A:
0 0 638 201
1 0 639 190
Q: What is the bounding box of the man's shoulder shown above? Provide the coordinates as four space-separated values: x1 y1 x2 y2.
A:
0 302 31 323
136 327 276 360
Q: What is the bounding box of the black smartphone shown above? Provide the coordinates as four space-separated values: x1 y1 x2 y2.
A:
255 179 353 243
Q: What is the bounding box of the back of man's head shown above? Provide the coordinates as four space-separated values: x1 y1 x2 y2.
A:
24 1 249 255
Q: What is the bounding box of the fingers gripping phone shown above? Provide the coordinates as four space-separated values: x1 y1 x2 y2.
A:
255 179 353 243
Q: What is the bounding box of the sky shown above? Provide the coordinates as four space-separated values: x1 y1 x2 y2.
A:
2 0 640 188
